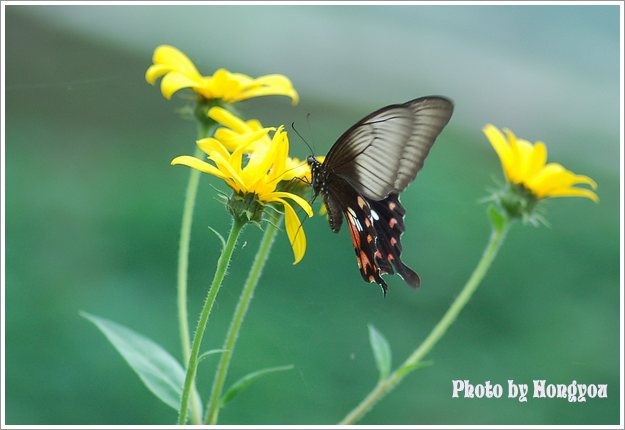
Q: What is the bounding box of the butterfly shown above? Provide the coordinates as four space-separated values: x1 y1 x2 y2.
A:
307 96 454 295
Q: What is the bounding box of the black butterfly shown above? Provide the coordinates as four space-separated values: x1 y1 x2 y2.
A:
307 96 454 295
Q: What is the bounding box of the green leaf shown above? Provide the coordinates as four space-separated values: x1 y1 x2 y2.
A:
488 204 506 233
81 312 201 417
368 324 392 380
395 360 434 379
220 365 294 407
198 349 228 363
207 225 226 251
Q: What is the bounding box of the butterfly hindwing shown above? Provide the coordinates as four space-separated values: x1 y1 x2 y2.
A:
367 194 420 288
324 177 419 294
343 190 390 294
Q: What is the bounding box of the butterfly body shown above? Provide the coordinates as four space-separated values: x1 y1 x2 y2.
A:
308 96 454 294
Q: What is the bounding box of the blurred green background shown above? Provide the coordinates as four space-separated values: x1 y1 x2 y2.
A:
4 4 620 425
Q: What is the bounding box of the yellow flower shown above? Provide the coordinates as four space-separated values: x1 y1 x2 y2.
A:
207 107 319 183
484 124 598 202
146 45 299 104
172 126 313 264
209 107 272 153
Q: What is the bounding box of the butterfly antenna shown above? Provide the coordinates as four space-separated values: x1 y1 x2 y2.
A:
267 161 311 186
291 121 315 156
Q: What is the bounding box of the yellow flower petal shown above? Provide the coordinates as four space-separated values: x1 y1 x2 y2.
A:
233 87 299 105
252 74 296 88
152 45 202 81
246 119 265 131
483 124 513 181
513 138 533 181
196 137 231 159
244 130 280 189
208 107 250 134
274 198 307 264
145 64 171 85
525 163 566 196
230 130 271 170
538 172 598 198
525 141 547 180
239 74 299 104
267 128 288 183
262 191 313 217
171 156 227 180
207 152 247 192
503 128 524 183
160 72 201 99
205 69 241 100
545 187 599 203
214 129 251 152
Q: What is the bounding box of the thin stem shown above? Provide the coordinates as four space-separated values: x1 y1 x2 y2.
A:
176 121 215 424
340 221 510 425
178 218 245 425
205 212 283 424
177 145 202 362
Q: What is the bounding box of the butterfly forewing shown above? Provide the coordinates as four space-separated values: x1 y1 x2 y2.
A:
393 97 455 192
323 96 454 200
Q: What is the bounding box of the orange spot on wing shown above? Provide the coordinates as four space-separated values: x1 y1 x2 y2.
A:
389 202 397 211
390 237 398 246
360 250 371 270
347 217 361 248
389 218 398 228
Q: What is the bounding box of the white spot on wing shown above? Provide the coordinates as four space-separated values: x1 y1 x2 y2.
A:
347 207 363 232
371 210 379 221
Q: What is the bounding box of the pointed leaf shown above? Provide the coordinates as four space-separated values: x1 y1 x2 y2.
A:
488 204 506 233
368 324 392 380
81 312 201 417
207 225 226 251
198 349 228 363
395 360 434 379
221 365 293 407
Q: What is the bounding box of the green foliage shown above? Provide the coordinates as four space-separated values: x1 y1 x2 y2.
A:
198 349 228 363
488 204 507 234
206 225 227 251
220 365 294 407
368 324 392 381
81 312 202 418
395 361 434 379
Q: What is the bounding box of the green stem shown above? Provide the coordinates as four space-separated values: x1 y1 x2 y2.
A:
340 221 511 425
177 122 215 424
205 212 283 424
177 145 202 363
178 218 245 425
